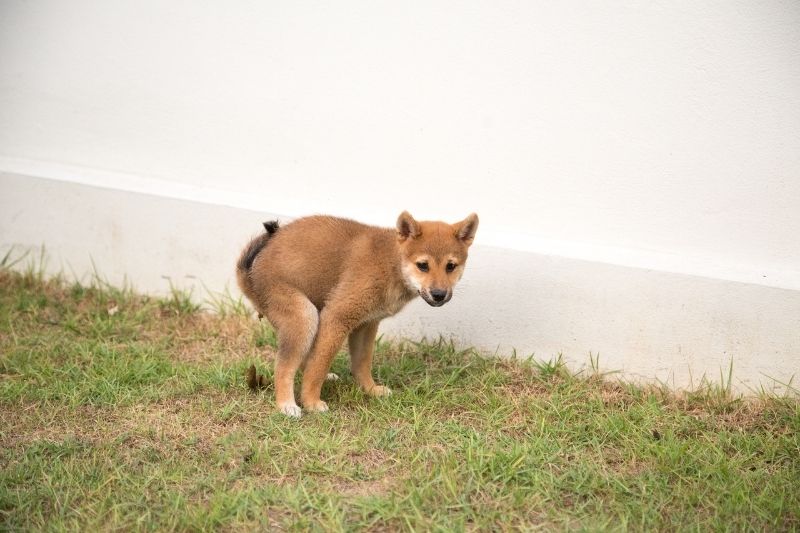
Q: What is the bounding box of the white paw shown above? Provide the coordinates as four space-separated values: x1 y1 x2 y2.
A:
370 385 392 397
305 400 329 413
278 402 302 418
326 372 340 381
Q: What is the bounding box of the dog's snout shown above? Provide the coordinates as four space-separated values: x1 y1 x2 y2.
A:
430 289 447 302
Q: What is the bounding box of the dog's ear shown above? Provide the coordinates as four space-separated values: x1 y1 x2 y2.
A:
454 213 479 246
397 211 422 242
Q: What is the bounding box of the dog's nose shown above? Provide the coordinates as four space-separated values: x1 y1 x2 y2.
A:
430 289 447 302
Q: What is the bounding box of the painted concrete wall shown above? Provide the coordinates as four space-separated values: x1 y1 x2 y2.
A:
1 2 799 392
4 173 799 395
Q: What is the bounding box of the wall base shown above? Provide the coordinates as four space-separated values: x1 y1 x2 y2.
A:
2 172 798 395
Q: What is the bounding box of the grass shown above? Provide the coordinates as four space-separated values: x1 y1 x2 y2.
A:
0 266 798 531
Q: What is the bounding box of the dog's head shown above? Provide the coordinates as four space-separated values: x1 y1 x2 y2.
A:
396 211 479 307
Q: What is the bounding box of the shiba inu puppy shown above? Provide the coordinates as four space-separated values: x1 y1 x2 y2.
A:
237 211 478 417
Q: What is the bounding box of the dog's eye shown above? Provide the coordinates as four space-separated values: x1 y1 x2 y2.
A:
446 262 457 273
416 261 429 272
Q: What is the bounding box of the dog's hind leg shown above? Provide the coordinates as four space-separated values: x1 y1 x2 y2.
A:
263 286 319 418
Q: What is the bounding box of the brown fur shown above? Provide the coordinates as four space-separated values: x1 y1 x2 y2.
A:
237 211 478 417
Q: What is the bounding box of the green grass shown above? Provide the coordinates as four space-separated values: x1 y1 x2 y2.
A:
0 267 798 531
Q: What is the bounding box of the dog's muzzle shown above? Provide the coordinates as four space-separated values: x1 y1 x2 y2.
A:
421 289 451 307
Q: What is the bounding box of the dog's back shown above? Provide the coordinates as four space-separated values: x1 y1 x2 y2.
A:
237 216 397 313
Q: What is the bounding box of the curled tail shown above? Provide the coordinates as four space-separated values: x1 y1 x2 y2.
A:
236 221 279 304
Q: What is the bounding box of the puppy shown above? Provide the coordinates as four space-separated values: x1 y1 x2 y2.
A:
237 211 478 417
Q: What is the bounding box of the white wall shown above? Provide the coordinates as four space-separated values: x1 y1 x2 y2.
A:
1 1 799 392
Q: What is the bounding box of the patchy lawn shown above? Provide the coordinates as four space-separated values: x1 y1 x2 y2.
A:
0 266 798 531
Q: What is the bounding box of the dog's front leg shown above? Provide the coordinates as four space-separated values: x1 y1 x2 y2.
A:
300 312 351 412
349 320 391 397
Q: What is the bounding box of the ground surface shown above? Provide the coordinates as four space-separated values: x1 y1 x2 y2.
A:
1 266 798 531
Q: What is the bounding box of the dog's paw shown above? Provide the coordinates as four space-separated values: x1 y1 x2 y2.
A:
325 372 340 381
304 400 329 413
277 402 302 418
369 385 392 397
